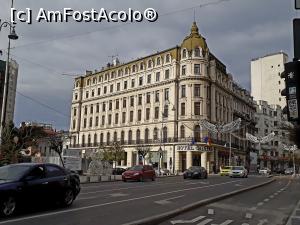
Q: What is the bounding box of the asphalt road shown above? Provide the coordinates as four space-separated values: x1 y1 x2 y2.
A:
0 175 274 225
160 176 300 225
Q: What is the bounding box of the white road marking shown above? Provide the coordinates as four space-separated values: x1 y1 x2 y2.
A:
257 202 264 206
218 220 234 225
241 224 250 225
263 198 269 202
249 207 257 211
274 193 278 195
109 193 128 197
154 195 184 205
269 195 274 198
0 181 239 224
170 216 206 224
257 218 268 225
196 218 213 225
207 208 214 215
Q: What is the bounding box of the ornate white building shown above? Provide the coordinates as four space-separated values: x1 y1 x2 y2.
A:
69 22 256 173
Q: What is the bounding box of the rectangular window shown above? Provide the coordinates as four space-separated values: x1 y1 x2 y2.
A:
83 118 87 128
89 117 92 127
109 100 112 110
155 91 160 102
156 72 160 82
124 81 127 89
146 108 150 120
138 94 142 105
104 86 107 94
137 110 142 121
181 103 185 116
96 104 99 113
102 103 106 112
194 64 201 75
110 84 113 93
122 112 126 123
164 88 169 101
97 88 101 95
194 84 200 97
154 107 159 119
116 99 119 110
130 111 134 122
115 113 119 124
95 116 99 126
181 85 186 98
130 96 134 107
117 83 120 91
85 91 89 98
131 79 135 88
147 74 151 83
146 92 151 103
165 69 170 79
108 114 112 125
123 98 127 108
194 102 201 115
139 77 143 86
182 65 186 76
101 116 105 125
84 106 87 115
163 105 168 118
73 108 77 116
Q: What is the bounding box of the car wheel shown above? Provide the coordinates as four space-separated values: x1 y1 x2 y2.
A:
183 176 186 179
1 196 16 217
61 189 75 207
123 179 127 182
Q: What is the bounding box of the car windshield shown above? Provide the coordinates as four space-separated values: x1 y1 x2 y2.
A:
222 166 232 170
128 165 143 171
0 164 32 181
188 166 200 171
232 166 244 170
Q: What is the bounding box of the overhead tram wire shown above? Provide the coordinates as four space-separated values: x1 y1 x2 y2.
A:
0 0 235 52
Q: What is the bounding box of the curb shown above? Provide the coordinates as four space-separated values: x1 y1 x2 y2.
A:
122 178 275 225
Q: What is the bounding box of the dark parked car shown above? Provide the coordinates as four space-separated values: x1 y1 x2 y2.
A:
0 163 81 217
274 168 285 174
122 165 155 182
112 167 127 175
183 166 208 179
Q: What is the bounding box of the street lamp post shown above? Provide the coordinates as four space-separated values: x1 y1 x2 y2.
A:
0 19 19 145
200 118 242 167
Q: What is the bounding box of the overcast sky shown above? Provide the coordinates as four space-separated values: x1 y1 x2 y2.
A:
0 0 297 130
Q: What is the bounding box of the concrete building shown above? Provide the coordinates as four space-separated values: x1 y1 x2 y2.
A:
0 59 18 124
250 52 288 109
255 100 294 171
69 22 256 173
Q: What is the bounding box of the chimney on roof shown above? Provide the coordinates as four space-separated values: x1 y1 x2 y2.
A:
85 70 92 75
107 63 111 68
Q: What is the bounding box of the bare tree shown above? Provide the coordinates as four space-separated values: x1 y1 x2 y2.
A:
101 142 125 170
136 145 152 165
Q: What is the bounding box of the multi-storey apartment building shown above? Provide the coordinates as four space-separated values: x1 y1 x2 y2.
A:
69 22 256 173
251 52 288 109
255 100 294 171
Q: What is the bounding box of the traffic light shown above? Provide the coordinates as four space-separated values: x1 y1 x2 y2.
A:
281 61 300 123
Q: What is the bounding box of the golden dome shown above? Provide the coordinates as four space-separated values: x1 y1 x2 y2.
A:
181 22 208 52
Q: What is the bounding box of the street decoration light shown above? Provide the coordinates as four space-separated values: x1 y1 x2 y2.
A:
0 19 19 146
281 144 297 176
199 118 241 166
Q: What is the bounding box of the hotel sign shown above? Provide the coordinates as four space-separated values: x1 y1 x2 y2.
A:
177 145 213 152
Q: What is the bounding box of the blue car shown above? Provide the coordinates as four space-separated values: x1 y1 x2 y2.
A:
0 163 80 217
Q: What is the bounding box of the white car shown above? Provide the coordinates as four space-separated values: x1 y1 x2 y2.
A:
259 168 271 175
229 166 248 178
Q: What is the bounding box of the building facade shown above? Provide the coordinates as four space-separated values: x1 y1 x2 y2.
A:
69 22 256 173
255 100 294 171
250 52 288 109
0 59 18 124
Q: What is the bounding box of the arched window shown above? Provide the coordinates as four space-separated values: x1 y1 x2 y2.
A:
166 54 170 63
107 132 110 145
136 129 141 144
132 65 136 73
93 77 97 84
163 127 168 143
145 128 149 143
194 125 201 142
100 133 103 145
182 49 187 59
113 131 117 142
153 128 159 140
82 134 85 146
125 67 129 75
76 81 80 87
128 130 132 144
148 60 152 68
180 125 185 138
140 63 144 70
87 134 91 146
157 57 161 66
87 79 91 86
94 133 97 144
194 48 200 57
121 131 125 144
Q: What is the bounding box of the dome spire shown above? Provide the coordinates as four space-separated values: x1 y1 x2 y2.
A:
191 21 199 35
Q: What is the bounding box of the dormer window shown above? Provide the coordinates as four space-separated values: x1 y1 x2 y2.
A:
125 67 129 75
166 54 170 63
140 63 144 70
76 81 80 88
182 49 187 59
157 57 161 66
93 77 97 84
148 60 152 68
87 79 90 85
132 65 136 73
195 48 200 57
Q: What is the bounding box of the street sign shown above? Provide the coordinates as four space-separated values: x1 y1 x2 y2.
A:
296 0 300 9
63 149 82 171
293 19 300 59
